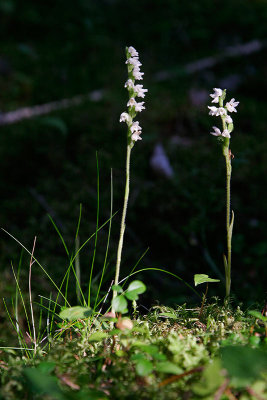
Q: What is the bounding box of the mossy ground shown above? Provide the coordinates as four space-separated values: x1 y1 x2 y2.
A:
1 303 266 399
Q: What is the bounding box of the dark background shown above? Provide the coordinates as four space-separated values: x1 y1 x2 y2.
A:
0 0 267 315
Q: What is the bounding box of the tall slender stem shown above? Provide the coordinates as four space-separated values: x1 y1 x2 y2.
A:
113 143 132 299
224 150 232 298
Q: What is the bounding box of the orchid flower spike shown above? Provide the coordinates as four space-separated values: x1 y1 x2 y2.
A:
208 88 239 141
119 46 147 143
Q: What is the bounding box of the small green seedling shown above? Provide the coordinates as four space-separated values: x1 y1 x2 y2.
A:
194 274 220 318
111 280 146 315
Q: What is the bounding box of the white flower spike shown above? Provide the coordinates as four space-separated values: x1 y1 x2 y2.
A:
120 46 147 144
208 88 239 141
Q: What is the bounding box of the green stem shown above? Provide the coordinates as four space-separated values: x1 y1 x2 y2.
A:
113 143 132 300
223 143 232 299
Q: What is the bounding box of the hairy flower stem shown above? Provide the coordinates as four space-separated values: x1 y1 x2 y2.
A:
113 142 132 300
224 147 232 299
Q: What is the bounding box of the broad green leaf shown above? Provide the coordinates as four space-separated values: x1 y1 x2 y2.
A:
88 332 108 342
155 361 183 375
125 280 146 301
127 280 146 294
111 295 128 313
59 306 92 321
135 359 153 376
248 310 267 322
221 346 267 387
194 274 220 287
111 284 123 293
125 290 139 301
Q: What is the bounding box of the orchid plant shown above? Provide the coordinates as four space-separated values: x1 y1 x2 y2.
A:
113 46 147 304
208 88 239 299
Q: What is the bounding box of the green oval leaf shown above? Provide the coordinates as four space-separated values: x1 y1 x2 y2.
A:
59 306 92 321
194 274 220 287
127 280 146 294
125 290 139 301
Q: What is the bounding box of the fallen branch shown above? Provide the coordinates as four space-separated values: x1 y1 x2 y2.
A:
0 90 104 126
0 39 265 126
158 366 204 387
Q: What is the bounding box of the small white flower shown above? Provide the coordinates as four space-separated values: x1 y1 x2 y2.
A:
210 88 223 103
226 98 239 113
134 84 148 98
132 68 144 80
126 57 142 68
216 107 226 116
225 115 233 124
130 121 141 133
127 98 136 107
222 129 231 138
132 131 142 141
120 112 130 123
135 101 145 112
124 79 134 89
210 126 222 136
208 106 219 116
128 46 139 57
